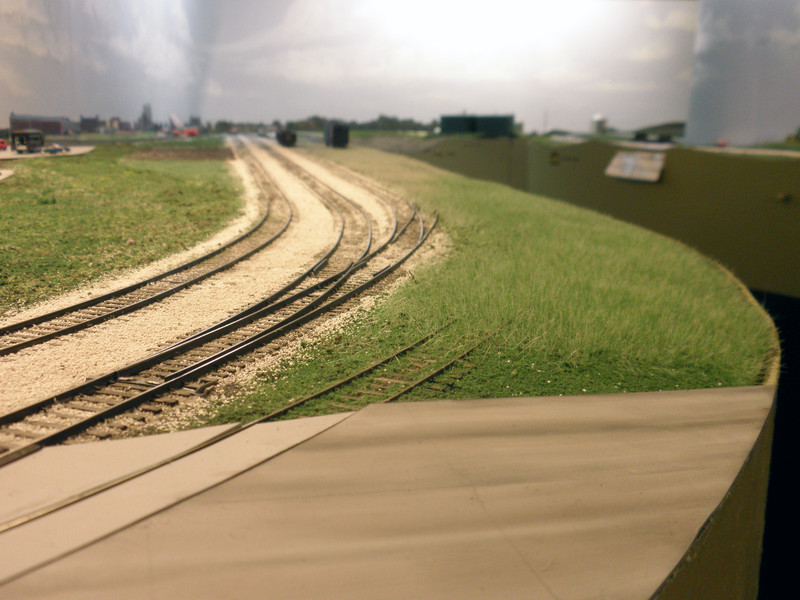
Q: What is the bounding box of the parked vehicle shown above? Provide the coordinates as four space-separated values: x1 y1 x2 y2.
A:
10 129 45 153
276 129 297 147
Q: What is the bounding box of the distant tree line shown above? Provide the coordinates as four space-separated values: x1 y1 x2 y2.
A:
212 121 267 134
204 115 435 136
285 114 434 133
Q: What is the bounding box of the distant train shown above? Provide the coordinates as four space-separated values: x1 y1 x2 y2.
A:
276 129 297 147
324 122 349 148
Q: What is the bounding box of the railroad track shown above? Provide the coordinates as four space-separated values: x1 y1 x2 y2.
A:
262 327 490 421
0 325 487 535
0 139 436 465
0 139 292 357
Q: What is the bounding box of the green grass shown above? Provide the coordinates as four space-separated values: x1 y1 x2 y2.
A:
349 129 432 139
757 139 800 151
200 143 775 427
51 132 160 144
0 140 242 313
52 132 226 148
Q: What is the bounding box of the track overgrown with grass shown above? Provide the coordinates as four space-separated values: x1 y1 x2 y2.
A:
0 136 242 313
202 143 775 426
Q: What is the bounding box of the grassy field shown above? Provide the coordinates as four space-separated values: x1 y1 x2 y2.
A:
0 135 776 427
202 142 776 426
0 136 242 313
758 138 800 151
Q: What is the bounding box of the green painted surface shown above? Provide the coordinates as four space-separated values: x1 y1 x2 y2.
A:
403 136 800 298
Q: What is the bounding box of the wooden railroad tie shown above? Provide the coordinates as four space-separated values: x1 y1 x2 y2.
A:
374 377 412 385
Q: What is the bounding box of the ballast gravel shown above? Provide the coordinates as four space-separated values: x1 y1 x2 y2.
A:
0 137 397 415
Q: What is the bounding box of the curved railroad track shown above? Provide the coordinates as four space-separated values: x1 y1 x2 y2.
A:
0 325 487 535
0 137 436 465
0 139 292 357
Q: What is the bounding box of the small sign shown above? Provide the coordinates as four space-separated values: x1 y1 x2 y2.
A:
605 151 665 182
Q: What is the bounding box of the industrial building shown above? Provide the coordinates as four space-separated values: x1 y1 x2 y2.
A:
9 113 77 135
440 115 515 138
634 122 686 143
79 116 101 133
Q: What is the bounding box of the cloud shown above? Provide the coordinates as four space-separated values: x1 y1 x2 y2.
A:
0 0 72 62
626 41 675 63
769 23 800 48
646 7 697 33
686 0 800 145
82 0 195 84
0 63 34 98
579 77 658 95
204 77 225 98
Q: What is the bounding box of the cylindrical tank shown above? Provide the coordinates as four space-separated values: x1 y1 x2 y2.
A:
276 129 297 147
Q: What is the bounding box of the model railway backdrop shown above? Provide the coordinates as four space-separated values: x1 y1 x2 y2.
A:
373 136 800 300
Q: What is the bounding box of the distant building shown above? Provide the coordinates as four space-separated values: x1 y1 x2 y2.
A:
137 103 153 131
80 115 101 133
633 122 685 143
9 112 77 135
440 115 515 138
591 114 608 135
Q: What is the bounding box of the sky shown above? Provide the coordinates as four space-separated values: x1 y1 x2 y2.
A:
0 0 796 139
686 0 800 145
0 0 700 133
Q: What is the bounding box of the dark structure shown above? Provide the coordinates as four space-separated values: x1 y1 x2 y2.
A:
276 129 297 147
107 117 131 132
138 104 153 131
633 122 686 143
80 115 101 133
9 112 76 135
324 122 349 148
10 129 45 153
440 114 515 138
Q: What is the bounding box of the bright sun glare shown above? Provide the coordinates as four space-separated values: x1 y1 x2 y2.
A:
355 0 603 80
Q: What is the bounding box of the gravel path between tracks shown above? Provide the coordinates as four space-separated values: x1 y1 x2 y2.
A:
135 224 451 435
0 138 401 415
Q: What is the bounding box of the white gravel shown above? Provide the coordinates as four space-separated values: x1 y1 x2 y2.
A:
0 157 262 329
0 137 347 414
268 142 396 240
148 225 452 434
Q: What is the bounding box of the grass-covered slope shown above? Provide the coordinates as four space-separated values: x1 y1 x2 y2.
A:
205 144 775 425
0 137 242 313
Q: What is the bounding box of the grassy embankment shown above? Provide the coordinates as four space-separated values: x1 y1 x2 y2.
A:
0 136 242 313
202 143 775 425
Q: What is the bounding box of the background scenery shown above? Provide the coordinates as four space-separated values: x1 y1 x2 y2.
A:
2 0 799 145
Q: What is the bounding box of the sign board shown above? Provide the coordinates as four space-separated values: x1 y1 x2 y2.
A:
605 151 666 182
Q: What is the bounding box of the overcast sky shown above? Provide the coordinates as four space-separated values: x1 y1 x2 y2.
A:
2 0 793 140
687 0 800 144
0 0 705 133
198 0 700 132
